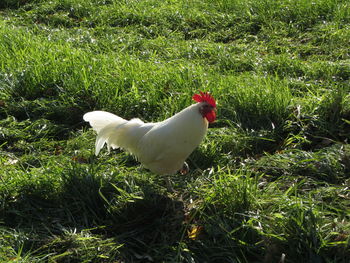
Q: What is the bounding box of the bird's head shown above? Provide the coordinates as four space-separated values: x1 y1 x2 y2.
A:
192 91 217 123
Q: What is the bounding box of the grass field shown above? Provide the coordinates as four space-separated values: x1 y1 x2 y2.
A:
0 0 349 262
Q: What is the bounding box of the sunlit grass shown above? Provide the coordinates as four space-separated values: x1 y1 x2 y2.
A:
0 0 349 262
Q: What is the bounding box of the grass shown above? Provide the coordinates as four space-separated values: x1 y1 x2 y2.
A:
0 0 349 262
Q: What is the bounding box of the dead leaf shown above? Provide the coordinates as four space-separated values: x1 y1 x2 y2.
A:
188 225 204 240
72 156 88 163
54 145 63 155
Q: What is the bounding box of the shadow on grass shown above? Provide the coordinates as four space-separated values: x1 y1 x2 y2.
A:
0 169 184 262
105 193 184 262
0 0 31 9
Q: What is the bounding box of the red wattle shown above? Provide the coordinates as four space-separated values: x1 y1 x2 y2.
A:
205 111 216 123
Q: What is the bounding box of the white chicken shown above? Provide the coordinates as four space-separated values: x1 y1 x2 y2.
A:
83 91 217 191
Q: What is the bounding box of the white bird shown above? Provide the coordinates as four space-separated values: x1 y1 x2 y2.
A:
83 91 217 191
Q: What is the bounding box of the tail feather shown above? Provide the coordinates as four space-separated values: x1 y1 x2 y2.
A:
84 111 153 156
84 111 127 155
95 122 128 155
83 111 126 133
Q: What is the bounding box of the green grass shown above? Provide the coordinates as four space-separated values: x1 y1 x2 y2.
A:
1 0 349 262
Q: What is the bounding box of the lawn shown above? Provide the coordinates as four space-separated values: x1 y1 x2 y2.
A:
0 0 349 262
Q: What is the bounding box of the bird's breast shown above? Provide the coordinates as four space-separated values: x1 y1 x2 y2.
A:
136 109 208 175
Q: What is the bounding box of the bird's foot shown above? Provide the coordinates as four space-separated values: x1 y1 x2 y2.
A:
180 162 189 175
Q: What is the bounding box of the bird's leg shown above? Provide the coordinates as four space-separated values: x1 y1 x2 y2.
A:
165 176 174 192
180 162 189 175
165 162 189 192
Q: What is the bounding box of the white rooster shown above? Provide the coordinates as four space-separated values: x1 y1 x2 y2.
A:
83 91 217 191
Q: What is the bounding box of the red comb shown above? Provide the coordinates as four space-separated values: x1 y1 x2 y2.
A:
192 91 216 108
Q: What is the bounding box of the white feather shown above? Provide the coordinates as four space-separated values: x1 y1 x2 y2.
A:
83 111 125 133
84 103 208 175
